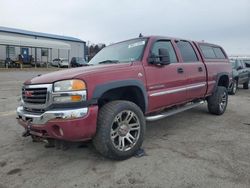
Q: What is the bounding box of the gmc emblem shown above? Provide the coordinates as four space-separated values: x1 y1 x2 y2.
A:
24 91 33 97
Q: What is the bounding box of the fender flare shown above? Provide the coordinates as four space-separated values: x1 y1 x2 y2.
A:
92 79 148 112
213 72 230 92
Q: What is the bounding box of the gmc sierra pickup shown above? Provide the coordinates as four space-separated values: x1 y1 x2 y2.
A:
17 36 232 160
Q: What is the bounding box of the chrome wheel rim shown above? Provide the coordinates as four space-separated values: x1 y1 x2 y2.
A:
110 110 140 151
219 92 227 111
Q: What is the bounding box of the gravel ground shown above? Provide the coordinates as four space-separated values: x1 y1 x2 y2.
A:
0 70 249 188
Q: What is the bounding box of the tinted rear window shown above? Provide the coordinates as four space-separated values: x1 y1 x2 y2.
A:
213 47 226 59
200 45 226 59
200 45 216 59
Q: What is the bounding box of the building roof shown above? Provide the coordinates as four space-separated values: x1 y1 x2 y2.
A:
0 35 71 50
0 26 85 43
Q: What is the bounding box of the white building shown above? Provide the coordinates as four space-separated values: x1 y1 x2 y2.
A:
0 26 86 65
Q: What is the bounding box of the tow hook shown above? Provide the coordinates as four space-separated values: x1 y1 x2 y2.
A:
22 120 32 137
22 130 30 137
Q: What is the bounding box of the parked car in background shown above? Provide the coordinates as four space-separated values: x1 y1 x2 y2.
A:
229 58 249 94
243 58 250 72
51 58 69 68
70 57 88 67
31 58 47 67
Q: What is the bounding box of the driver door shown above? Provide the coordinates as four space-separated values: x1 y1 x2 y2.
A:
145 40 188 112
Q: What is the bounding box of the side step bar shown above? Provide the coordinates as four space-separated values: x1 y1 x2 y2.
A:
146 101 205 122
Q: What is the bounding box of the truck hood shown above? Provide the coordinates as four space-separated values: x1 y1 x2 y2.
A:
24 63 132 84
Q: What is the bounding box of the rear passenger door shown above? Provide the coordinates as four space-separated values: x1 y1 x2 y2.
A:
174 40 207 100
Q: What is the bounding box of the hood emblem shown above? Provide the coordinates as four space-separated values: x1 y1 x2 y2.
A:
24 91 33 97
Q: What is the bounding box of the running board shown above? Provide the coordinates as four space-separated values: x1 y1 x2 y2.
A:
146 101 205 122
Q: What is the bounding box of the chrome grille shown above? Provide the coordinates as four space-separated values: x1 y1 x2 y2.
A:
21 84 52 112
22 87 47 104
23 107 45 113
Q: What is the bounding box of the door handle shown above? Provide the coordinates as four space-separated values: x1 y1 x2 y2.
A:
198 67 203 72
177 67 184 73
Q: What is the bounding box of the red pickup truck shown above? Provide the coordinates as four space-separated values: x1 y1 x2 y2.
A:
17 36 232 159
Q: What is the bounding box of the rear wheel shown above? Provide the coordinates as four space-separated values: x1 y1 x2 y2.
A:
93 100 145 160
243 79 249 89
207 86 228 115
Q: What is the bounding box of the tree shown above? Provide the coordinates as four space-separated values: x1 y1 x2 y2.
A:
87 43 106 60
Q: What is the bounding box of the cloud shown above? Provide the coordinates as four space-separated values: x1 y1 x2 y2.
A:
0 0 249 54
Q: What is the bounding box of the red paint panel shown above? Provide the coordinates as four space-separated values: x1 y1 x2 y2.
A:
18 106 98 141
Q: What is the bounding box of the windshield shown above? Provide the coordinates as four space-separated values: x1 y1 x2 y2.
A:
89 38 147 65
243 59 250 67
76 58 86 64
79 60 86 64
230 59 236 68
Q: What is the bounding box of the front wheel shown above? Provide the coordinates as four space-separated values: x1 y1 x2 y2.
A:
93 100 145 160
207 86 228 115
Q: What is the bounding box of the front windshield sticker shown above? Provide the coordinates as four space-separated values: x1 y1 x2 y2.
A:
128 41 145 48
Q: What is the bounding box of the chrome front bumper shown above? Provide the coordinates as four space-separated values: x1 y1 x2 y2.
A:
17 106 88 125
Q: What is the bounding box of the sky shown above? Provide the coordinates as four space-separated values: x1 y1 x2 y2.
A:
0 0 249 55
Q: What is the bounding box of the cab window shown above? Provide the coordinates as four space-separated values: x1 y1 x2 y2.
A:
151 41 177 63
213 47 226 59
175 41 198 62
200 45 216 59
200 44 226 59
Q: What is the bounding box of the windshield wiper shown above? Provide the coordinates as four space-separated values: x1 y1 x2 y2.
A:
82 63 94 66
98 60 119 64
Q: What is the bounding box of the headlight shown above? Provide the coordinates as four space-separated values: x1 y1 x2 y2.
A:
53 79 86 103
54 79 86 92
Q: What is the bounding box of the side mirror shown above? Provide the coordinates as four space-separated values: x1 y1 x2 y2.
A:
158 48 170 65
148 48 171 65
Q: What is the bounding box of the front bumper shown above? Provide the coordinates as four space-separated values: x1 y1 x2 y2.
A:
16 106 98 141
17 106 88 124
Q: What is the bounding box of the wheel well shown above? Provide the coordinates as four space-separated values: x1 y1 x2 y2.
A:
98 86 146 113
218 75 229 88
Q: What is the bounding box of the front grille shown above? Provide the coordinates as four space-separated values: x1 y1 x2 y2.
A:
22 87 47 104
23 107 45 113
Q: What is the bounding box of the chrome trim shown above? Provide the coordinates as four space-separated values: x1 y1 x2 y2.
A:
149 84 165 90
24 84 52 89
52 90 87 103
150 87 186 97
17 106 88 125
22 84 87 110
22 84 53 110
186 83 206 90
146 101 204 121
150 83 206 97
